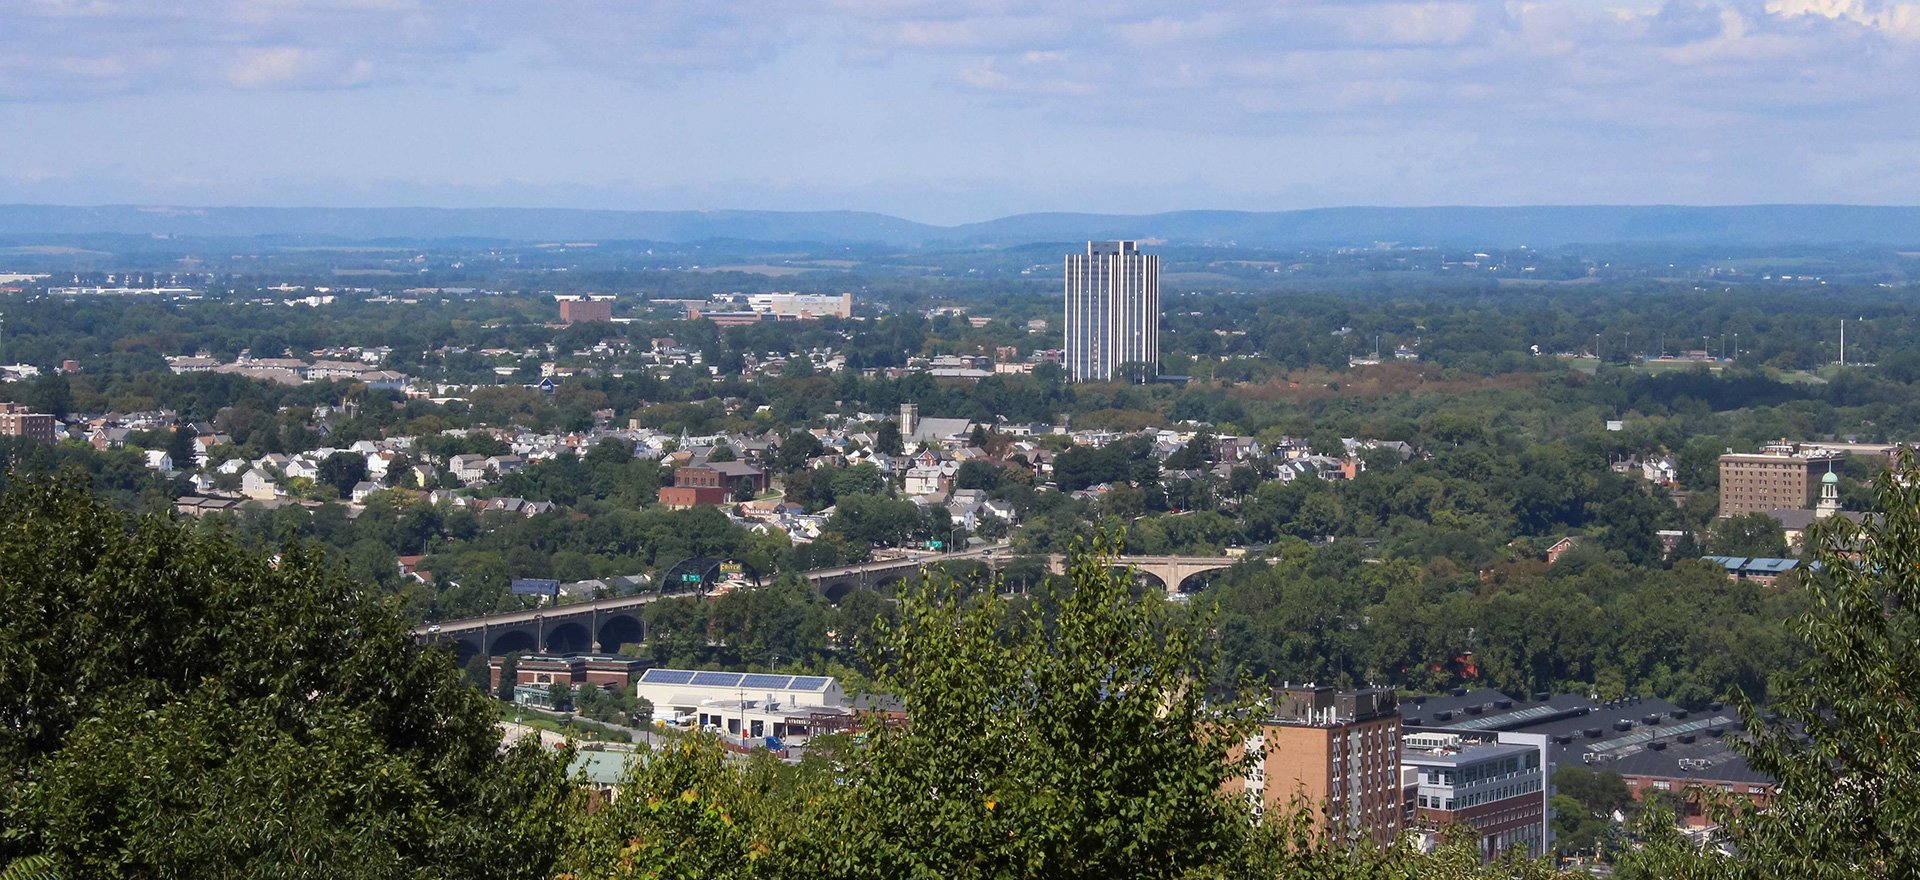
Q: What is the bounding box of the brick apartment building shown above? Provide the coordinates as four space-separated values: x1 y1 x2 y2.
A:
557 296 615 325
1718 441 1844 517
0 402 55 444
657 462 768 509
1234 686 1403 847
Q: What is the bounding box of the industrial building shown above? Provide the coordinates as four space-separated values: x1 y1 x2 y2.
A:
633 668 845 718
1400 688 1774 831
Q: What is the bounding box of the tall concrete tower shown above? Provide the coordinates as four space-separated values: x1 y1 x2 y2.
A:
1064 240 1159 382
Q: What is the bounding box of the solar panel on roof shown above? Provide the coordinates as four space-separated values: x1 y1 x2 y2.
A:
789 676 832 690
740 674 792 690
692 671 742 687
643 669 695 685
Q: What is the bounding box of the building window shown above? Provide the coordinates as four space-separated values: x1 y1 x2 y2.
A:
1653 781 1671 791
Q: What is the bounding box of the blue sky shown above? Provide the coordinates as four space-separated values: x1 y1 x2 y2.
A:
1 0 1917 223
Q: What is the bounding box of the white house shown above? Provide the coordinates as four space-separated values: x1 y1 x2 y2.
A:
904 465 946 497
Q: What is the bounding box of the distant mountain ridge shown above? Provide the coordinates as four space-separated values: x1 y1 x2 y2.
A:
2 203 1919 248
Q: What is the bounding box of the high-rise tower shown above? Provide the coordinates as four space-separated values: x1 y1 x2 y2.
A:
1064 241 1159 382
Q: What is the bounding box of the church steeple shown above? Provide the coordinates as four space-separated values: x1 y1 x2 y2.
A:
1816 467 1840 519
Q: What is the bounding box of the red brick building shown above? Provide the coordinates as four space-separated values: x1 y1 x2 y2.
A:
0 402 56 444
657 463 767 509
558 296 614 325
658 465 735 509
490 654 648 693
1231 686 1403 848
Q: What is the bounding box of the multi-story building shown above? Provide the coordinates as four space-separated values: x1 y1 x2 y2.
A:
1400 689 1776 830
745 292 853 319
656 462 768 509
1064 240 1159 382
1718 441 1844 517
1236 686 1403 847
557 295 615 325
658 466 735 509
1403 731 1550 861
0 402 56 444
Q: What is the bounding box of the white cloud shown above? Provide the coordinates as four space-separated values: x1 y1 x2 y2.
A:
2 0 1920 213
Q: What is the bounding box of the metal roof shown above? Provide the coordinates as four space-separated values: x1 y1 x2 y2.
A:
638 668 836 692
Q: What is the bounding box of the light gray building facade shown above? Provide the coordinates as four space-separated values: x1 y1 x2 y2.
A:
1064 240 1159 382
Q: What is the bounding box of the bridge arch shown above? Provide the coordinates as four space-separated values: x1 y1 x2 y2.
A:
451 637 482 669
490 628 537 657
597 613 645 655
1172 569 1222 594
1108 564 1167 591
545 620 593 655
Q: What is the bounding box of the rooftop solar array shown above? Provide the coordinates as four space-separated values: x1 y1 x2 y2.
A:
637 669 837 692
1585 715 1736 755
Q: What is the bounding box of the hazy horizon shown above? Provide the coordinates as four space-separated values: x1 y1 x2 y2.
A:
7 200 1920 230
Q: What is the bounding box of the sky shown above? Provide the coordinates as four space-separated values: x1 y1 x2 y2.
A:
1 0 1918 224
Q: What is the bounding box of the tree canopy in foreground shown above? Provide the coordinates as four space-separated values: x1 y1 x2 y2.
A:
0 478 573 878
9 463 1920 878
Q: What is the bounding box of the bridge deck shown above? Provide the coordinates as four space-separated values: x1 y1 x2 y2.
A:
411 545 1244 638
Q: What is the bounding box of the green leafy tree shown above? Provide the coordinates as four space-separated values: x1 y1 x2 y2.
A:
318 451 369 499
1705 512 1788 558
166 427 197 470
1716 453 1920 878
496 652 521 702
841 541 1261 879
876 420 903 456
0 478 572 877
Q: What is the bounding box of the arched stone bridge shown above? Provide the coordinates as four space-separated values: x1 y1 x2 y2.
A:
414 545 1246 665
